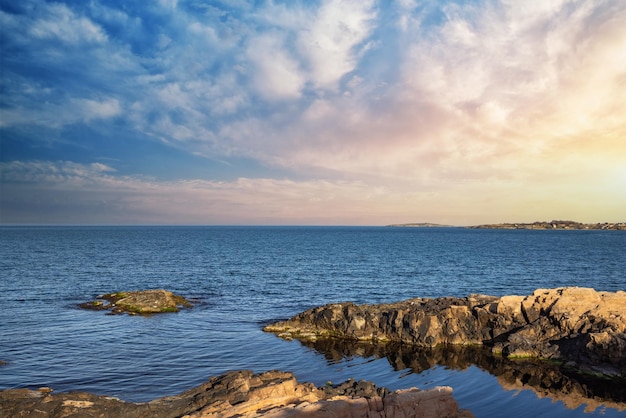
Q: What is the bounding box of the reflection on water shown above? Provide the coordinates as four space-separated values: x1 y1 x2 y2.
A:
296 338 626 413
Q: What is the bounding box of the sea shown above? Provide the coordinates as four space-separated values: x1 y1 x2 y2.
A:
1 226 625 418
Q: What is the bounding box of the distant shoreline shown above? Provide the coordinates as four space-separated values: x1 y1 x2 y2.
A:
388 220 626 230
386 222 455 228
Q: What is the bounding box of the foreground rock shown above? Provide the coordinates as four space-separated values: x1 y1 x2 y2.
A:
79 289 192 315
264 287 626 376
0 370 473 418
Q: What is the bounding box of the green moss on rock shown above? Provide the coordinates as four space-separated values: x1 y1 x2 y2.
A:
79 289 192 315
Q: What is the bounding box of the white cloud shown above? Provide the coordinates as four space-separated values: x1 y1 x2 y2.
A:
297 0 377 90
29 2 107 44
0 160 412 224
0 160 116 184
46 0 620 190
2 1 625 225
73 98 122 121
1 95 122 129
3 158 623 225
246 32 305 99
183 0 622 208
157 0 179 11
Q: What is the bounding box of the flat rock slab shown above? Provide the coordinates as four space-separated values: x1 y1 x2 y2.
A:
79 289 192 315
0 370 473 418
264 287 626 376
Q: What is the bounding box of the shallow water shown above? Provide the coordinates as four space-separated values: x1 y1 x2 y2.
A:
1 226 625 417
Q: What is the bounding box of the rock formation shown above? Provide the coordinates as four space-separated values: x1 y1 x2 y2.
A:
0 370 473 418
78 289 193 315
264 287 626 377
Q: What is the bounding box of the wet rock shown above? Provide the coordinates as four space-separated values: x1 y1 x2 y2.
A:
0 370 473 418
264 287 626 376
78 289 192 315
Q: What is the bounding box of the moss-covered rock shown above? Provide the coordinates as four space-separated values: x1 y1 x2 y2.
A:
79 289 192 315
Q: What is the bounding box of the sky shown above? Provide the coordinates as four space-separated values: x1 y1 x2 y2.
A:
1 0 625 225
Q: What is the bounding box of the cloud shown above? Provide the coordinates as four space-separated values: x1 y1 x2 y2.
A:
1 1 625 225
4 160 113 186
0 160 401 224
297 0 377 90
28 2 107 44
258 0 626 182
2 158 624 225
73 98 121 121
1 96 121 128
246 32 305 99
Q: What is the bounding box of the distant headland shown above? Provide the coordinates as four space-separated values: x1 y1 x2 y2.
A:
386 222 454 227
388 220 626 230
468 220 626 230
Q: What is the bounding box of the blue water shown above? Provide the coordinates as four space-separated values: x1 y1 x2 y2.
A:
1 226 625 418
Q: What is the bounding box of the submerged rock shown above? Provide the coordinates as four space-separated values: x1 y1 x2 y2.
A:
0 370 473 418
264 287 626 376
78 289 192 315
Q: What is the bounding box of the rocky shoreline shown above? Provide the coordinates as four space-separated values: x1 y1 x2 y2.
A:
264 287 626 377
468 220 626 230
4 287 626 416
388 220 626 230
0 370 472 418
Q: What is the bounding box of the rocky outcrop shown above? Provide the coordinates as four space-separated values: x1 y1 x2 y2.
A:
78 289 193 315
0 370 473 418
264 287 626 376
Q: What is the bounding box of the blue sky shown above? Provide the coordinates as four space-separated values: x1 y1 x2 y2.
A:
1 0 625 225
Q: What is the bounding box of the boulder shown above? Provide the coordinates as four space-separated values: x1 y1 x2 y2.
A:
78 289 193 315
0 370 473 418
264 287 626 376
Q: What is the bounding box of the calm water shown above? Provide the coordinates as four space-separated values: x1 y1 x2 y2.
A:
1 226 625 417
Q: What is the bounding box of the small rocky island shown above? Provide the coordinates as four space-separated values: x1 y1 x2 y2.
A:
78 289 193 315
0 370 473 418
264 287 626 377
